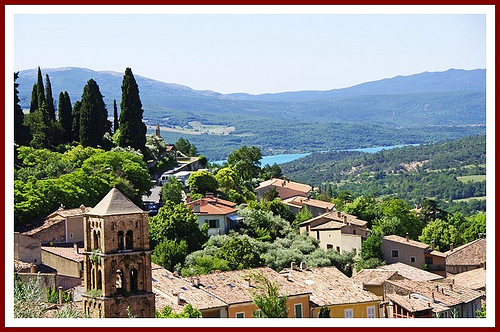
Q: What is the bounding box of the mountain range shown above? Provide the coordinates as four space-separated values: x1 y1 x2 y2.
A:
16 67 487 159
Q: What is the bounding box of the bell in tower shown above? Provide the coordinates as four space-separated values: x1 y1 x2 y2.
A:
82 187 155 318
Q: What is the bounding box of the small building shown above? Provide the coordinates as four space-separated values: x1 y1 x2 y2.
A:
22 206 92 244
387 293 450 318
446 267 486 292
187 195 240 236
381 234 446 276
195 267 312 318
282 195 335 217
299 211 369 257
14 232 41 265
280 265 380 318
255 178 312 200
40 244 84 289
444 238 486 275
352 269 402 298
378 262 444 282
383 279 484 318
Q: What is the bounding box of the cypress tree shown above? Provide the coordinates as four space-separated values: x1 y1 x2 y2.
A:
113 99 119 133
29 84 38 113
79 79 108 147
14 72 30 145
36 67 45 108
45 74 56 121
118 67 146 152
71 100 82 142
29 102 52 149
58 91 73 143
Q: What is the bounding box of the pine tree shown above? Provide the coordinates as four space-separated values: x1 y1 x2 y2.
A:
44 74 55 121
118 67 146 152
71 101 82 142
14 72 30 145
79 79 109 147
113 99 119 133
58 91 73 143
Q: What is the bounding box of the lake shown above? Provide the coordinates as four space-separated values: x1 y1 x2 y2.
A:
213 144 419 166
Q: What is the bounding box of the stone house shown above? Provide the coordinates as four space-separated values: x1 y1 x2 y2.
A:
352 269 402 299
41 244 84 286
14 232 41 265
444 238 486 275
299 211 369 257
378 262 444 282
255 178 312 200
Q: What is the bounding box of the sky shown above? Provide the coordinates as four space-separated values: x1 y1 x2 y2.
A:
10 6 488 94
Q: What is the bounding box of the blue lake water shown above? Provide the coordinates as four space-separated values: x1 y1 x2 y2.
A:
212 144 419 166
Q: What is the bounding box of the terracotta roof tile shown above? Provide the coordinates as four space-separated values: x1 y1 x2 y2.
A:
188 197 237 216
281 266 379 307
383 235 430 250
22 217 64 236
310 220 346 231
352 269 399 286
445 238 486 266
151 264 227 313
48 207 92 218
378 262 443 281
41 245 85 262
256 178 312 194
447 268 486 291
300 211 367 228
282 196 334 210
387 293 450 314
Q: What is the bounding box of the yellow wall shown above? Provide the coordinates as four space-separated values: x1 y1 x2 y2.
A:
312 301 380 318
228 295 310 318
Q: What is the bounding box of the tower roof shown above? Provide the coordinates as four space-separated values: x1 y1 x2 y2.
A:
88 187 144 216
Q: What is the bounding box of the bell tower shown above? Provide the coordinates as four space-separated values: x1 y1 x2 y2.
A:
82 187 155 318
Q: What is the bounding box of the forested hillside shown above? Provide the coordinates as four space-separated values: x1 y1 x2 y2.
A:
281 135 486 215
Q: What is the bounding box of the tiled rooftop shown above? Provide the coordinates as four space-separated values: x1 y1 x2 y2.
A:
280 266 379 307
188 197 238 216
310 220 346 231
256 178 312 194
387 293 450 314
379 262 443 281
22 217 64 236
41 245 85 262
48 206 92 218
383 235 430 250
300 210 368 228
352 269 399 286
445 238 486 266
151 264 227 313
447 268 486 291
282 196 334 210
384 279 483 308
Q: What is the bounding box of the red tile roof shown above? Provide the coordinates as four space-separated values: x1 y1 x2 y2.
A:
352 269 399 286
41 245 84 262
300 210 368 228
187 197 237 216
378 262 443 281
256 178 312 194
22 217 64 236
383 235 430 250
282 196 334 210
445 238 486 266
447 268 486 291
47 206 92 218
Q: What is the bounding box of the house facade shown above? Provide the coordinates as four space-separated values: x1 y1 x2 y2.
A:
187 196 240 236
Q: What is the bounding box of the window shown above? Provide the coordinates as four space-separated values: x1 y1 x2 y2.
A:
336 246 341 253
367 306 376 318
70 232 74 239
208 219 220 228
344 309 354 318
326 244 333 250
294 304 303 318
410 256 416 263
353 229 356 235
235 312 245 318
391 250 399 258
116 269 124 292
130 269 138 291
126 230 133 249
425 256 434 265
118 231 124 250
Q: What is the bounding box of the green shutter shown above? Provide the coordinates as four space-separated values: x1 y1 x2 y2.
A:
216 220 220 228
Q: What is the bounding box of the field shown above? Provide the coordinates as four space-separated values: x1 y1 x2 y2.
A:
456 175 487 183
453 196 487 202
147 121 235 136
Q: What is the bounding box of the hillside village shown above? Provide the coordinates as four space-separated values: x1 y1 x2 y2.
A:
13 67 487 320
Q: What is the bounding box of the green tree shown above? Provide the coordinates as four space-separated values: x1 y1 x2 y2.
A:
319 305 331 318
113 99 119 133
117 67 146 152
418 219 461 252
44 74 56 121
293 206 313 229
148 201 207 252
462 213 486 243
58 91 73 143
71 100 82 142
25 102 52 149
227 145 262 181
260 163 283 180
151 239 189 271
476 302 486 318
79 79 110 147
181 254 231 276
29 83 38 113
160 176 184 204
175 137 198 157
355 231 385 272
35 67 45 110
14 72 30 146
247 272 287 318
156 304 202 318
187 170 219 195
215 167 238 192
344 195 381 227
214 236 263 270
14 273 45 318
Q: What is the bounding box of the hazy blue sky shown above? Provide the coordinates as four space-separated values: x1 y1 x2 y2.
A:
12 8 487 94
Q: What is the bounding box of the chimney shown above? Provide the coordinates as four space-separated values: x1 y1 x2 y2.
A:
337 211 342 218
58 286 63 305
405 233 409 242
245 278 251 287
30 265 37 273
192 277 200 287
343 215 348 224
300 262 306 270
450 243 454 251
193 203 200 213
287 274 292 282
291 262 297 271
80 204 86 213
174 293 182 305
74 242 79 254
431 292 435 302
431 240 435 251
206 192 214 198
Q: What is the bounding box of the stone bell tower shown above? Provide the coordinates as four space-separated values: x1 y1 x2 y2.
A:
82 187 155 318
